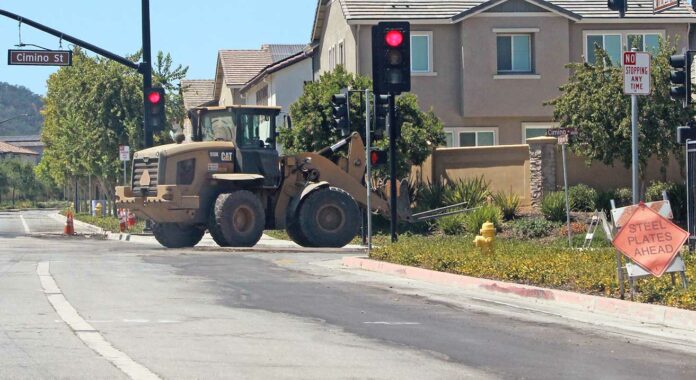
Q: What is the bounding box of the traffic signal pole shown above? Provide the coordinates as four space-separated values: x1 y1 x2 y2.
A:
141 0 154 148
0 3 155 148
388 93 398 243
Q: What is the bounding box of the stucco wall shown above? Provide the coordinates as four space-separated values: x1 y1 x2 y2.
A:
460 16 569 119
219 86 234 106
317 0 356 75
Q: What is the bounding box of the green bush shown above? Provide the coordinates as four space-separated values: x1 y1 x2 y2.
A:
437 214 467 235
491 191 520 221
596 189 616 212
614 187 633 207
568 184 597 211
541 192 568 222
465 204 502 233
442 176 490 208
510 218 558 239
413 181 446 211
646 181 687 222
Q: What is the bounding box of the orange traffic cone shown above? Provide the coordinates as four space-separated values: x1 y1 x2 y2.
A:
64 210 75 235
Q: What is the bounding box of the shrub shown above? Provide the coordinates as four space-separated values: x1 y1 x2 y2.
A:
413 181 446 211
437 214 467 235
646 181 670 202
542 191 569 222
596 189 616 211
491 191 520 221
442 176 490 208
614 188 633 207
465 204 502 233
646 181 687 222
510 218 557 239
568 184 597 212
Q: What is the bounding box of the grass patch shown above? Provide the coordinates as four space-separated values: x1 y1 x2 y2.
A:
371 235 696 310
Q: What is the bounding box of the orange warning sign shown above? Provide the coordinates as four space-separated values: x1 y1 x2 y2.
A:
612 203 689 277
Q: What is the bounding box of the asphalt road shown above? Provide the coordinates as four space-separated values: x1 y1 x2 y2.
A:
2 210 696 379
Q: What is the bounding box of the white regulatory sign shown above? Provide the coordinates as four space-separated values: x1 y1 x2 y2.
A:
119 145 130 161
623 51 651 96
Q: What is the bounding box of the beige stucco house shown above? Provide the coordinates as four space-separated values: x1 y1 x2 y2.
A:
311 0 696 147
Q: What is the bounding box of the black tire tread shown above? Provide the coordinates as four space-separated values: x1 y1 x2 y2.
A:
214 190 265 247
152 223 205 248
297 187 360 248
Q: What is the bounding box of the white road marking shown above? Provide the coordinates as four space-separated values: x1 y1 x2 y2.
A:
37 261 160 380
123 319 150 323
363 322 421 325
19 213 30 234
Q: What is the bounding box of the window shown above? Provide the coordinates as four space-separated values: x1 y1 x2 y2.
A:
338 41 345 67
522 123 557 143
586 34 622 66
255 86 269 106
328 46 335 69
411 33 432 73
497 34 532 73
585 31 664 66
238 113 274 149
442 128 498 147
627 33 660 53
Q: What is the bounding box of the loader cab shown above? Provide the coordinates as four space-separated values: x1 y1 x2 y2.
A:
191 106 282 187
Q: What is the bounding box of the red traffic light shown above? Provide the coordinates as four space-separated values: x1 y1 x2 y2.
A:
370 150 388 166
147 91 162 104
385 30 404 48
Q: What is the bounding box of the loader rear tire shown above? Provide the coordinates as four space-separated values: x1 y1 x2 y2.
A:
152 223 205 248
208 205 230 247
297 187 360 248
214 191 265 247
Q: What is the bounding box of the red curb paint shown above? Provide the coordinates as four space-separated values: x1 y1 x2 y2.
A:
342 257 696 330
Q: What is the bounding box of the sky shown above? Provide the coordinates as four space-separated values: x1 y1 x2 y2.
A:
0 0 317 95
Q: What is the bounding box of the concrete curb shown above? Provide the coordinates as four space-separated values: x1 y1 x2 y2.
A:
49 212 105 235
342 256 696 331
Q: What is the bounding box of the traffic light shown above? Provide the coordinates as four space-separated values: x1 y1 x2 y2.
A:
374 95 389 138
677 122 696 144
369 149 388 167
331 93 350 136
372 22 411 95
669 52 692 106
607 0 627 18
145 87 166 131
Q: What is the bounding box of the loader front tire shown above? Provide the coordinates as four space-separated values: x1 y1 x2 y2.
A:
152 223 205 248
214 191 265 247
297 187 360 248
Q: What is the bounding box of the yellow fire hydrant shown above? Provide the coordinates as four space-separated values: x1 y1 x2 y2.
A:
473 221 496 253
94 202 103 217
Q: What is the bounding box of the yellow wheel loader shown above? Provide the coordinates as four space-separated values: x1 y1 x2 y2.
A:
115 105 414 248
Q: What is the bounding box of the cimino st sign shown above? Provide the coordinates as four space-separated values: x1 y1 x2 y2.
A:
7 50 72 66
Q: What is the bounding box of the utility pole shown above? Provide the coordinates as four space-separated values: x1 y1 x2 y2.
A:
0 114 29 126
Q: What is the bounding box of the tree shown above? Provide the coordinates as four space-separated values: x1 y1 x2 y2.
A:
280 66 445 176
547 37 693 178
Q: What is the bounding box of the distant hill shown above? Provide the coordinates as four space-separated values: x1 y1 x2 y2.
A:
0 82 43 136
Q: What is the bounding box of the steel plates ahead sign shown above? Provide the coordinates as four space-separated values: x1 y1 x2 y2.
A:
612 203 689 277
623 52 651 96
8 50 72 66
119 145 130 162
654 0 679 13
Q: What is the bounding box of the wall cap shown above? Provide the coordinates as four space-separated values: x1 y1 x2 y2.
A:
526 136 557 145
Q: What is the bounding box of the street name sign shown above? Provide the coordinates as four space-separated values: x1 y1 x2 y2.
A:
654 0 680 13
612 203 688 277
7 50 72 66
623 52 651 96
119 145 130 162
546 128 577 137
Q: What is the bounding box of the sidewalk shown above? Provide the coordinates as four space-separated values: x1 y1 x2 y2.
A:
343 256 696 333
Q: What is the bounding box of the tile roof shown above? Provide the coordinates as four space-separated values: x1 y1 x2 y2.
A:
0 135 41 142
0 141 38 155
218 45 306 87
241 46 315 93
332 0 696 21
181 79 215 110
549 0 696 19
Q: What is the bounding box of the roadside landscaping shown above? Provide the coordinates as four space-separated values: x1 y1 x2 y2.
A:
68 212 146 234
